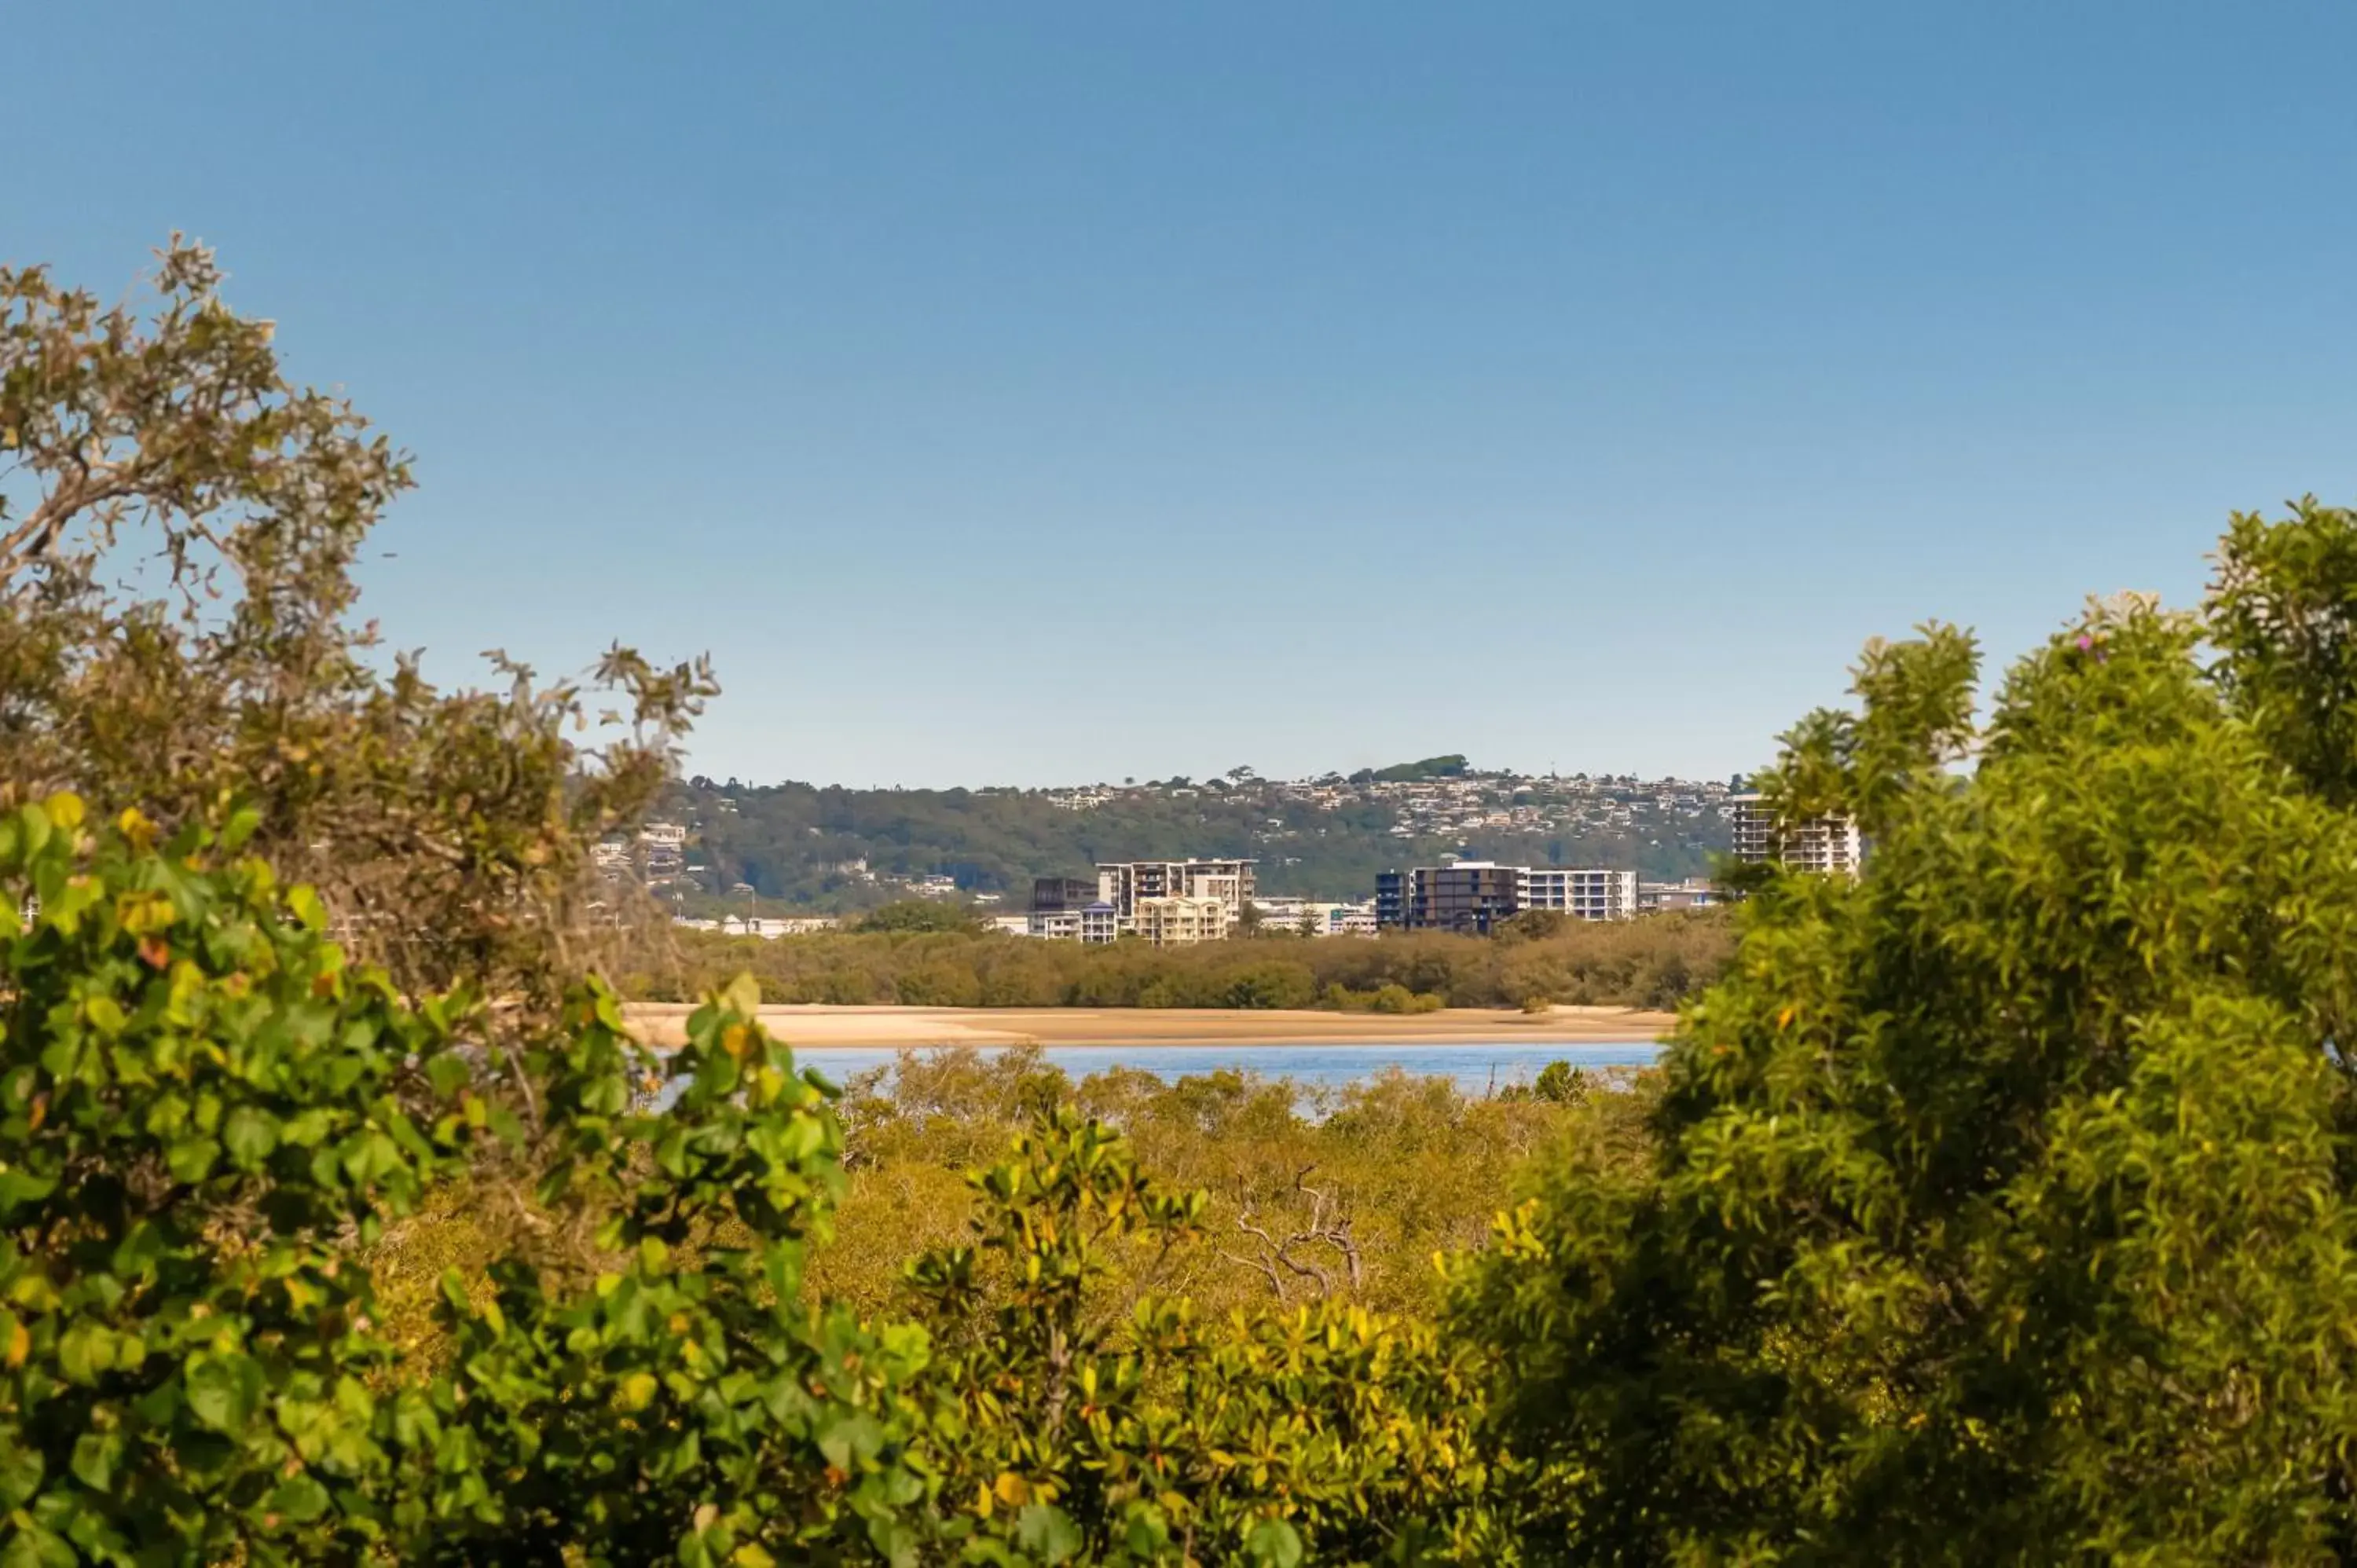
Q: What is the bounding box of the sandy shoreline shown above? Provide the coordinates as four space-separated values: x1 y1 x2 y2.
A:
621 1002 1676 1050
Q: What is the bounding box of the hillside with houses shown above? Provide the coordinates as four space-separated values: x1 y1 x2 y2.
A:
647 760 1742 914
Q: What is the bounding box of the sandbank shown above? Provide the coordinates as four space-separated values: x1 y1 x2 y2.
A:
621 1002 1676 1051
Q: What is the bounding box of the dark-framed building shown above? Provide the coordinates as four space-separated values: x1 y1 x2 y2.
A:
1031 876 1099 914
1376 861 1521 934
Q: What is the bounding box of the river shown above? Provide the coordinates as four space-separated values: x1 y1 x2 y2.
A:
793 1040 1662 1097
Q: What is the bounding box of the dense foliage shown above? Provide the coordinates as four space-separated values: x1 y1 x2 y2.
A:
640 912 1732 1013
809 1047 1652 1321
900 1111 1499 1564
1459 510 2357 1562
0 797 465 1565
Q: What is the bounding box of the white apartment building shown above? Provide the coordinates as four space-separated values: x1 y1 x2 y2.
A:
1096 859 1256 920
1028 903 1123 943
1637 877 1721 913
673 914 839 938
1517 867 1639 921
1025 861 1258 943
639 822 687 867
1729 793 1864 876
1132 895 1230 947
1249 897 1384 936
596 822 689 885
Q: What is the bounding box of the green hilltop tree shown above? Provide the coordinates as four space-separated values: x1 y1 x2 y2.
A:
1458 505 2357 1562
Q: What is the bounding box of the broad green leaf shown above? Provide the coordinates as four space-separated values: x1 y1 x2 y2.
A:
165 1135 218 1185
266 1471 332 1523
0 1521 74 1568
1244 1519 1304 1567
284 885 327 932
223 1106 279 1170
185 1352 266 1432
56 1321 113 1384
1014 1504 1082 1564
0 1444 42 1508
69 1431 123 1492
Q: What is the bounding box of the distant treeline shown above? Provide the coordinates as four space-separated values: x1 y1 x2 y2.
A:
626 908 1734 1010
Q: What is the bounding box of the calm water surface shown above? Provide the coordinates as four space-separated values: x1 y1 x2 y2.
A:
794 1041 1661 1097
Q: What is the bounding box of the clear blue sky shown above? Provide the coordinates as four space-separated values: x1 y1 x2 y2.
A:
13 3 2357 786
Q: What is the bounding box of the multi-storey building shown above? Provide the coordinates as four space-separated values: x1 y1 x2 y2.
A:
638 822 687 881
1518 867 1638 921
1637 877 1722 913
1729 793 1864 876
1096 859 1255 921
673 914 840 938
595 822 689 888
1132 895 1230 947
1027 901 1123 943
1031 876 1098 914
1376 863 1641 932
1384 862 1523 934
1248 897 1381 936
1030 859 1258 942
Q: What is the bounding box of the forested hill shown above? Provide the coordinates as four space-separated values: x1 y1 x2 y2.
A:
663 765 1740 911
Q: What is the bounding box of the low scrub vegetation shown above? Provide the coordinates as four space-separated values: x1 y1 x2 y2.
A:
812 1046 1651 1321
631 910 1732 1013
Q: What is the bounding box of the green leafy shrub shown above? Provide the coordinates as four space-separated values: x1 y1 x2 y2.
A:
0 796 464 1564
0 797 933 1565
906 1112 1501 1563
